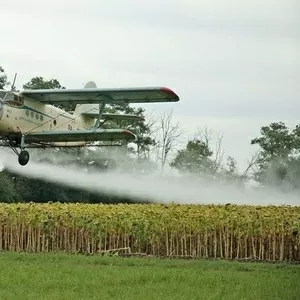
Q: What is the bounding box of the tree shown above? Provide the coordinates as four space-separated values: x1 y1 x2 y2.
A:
170 138 215 174
155 109 183 172
241 152 260 180
102 103 158 168
195 127 224 174
225 156 238 176
0 66 9 90
0 66 18 200
23 77 65 90
251 122 295 160
250 122 299 188
217 155 247 186
22 76 66 109
0 171 19 202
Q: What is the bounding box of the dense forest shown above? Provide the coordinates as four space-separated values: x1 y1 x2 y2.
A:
1 65 300 203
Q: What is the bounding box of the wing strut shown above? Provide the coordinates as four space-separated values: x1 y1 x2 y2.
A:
94 102 106 129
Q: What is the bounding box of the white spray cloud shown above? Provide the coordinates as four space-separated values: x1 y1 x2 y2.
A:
0 148 299 206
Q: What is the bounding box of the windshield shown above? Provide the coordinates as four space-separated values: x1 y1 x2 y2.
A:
0 91 14 102
0 91 23 106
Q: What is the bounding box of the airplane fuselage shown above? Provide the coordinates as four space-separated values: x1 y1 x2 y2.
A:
0 94 95 147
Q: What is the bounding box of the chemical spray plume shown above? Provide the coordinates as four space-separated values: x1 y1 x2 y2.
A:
1 149 299 206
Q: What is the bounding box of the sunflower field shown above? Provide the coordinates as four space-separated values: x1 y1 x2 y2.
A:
0 203 299 261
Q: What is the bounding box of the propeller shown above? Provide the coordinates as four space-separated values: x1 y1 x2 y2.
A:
0 73 17 119
11 73 17 91
1 73 17 102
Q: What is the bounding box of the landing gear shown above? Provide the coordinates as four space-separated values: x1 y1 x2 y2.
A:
18 150 30 166
6 134 30 166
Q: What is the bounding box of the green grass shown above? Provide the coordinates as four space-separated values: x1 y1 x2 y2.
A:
0 252 299 300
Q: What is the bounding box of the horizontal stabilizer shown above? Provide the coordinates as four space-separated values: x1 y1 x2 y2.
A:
83 112 145 122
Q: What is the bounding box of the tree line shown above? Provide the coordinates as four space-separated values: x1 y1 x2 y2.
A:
0 65 299 203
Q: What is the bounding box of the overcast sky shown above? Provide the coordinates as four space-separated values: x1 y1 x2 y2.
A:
1 0 299 170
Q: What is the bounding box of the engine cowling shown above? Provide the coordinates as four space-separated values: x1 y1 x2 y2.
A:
0 99 3 120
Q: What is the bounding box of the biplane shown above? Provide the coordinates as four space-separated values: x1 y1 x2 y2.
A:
0 80 179 166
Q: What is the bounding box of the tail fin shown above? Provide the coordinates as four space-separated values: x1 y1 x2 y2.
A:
73 81 99 117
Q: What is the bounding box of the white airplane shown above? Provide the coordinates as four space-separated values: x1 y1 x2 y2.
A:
0 81 179 166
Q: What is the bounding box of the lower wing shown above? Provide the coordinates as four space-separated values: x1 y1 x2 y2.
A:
83 113 145 122
24 129 136 144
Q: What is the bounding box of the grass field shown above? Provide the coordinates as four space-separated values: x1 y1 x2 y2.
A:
0 252 299 300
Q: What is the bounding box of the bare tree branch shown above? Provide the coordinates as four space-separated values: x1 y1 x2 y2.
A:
242 151 260 178
195 126 212 147
142 111 160 160
144 111 159 132
156 109 184 172
195 126 225 174
213 133 225 173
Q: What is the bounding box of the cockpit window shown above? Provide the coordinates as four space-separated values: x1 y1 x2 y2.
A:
0 91 24 106
0 91 14 102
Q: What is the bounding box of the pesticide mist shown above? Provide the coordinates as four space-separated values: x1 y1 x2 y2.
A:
1 148 299 206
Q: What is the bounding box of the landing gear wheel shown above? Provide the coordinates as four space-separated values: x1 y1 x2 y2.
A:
18 150 30 166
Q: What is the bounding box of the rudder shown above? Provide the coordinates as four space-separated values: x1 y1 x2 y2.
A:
73 81 99 117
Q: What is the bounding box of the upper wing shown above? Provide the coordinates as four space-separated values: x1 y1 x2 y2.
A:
19 87 179 105
83 113 145 122
23 129 136 144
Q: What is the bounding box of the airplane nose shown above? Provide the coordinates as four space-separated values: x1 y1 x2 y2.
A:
0 99 3 120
